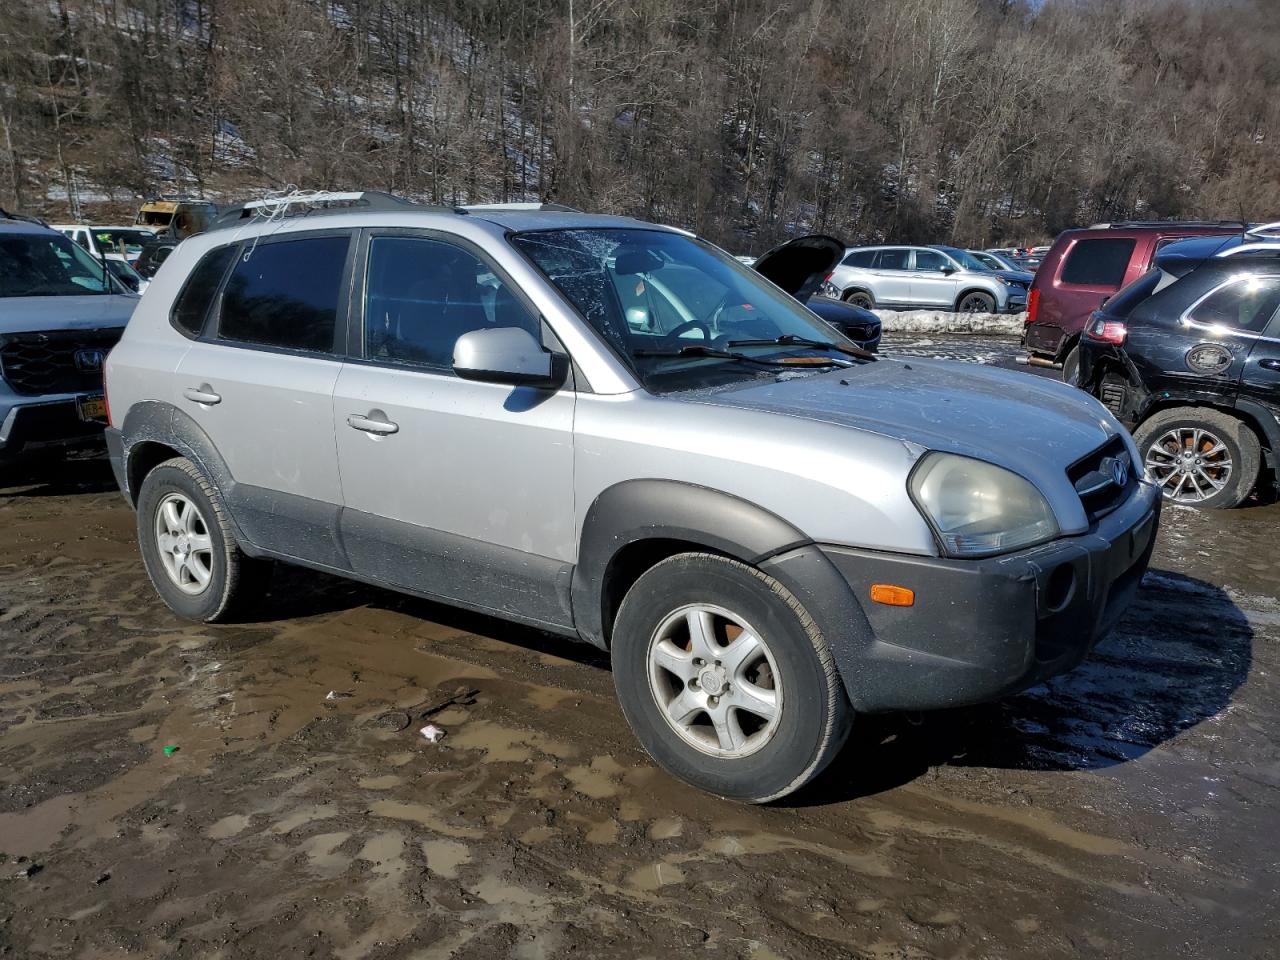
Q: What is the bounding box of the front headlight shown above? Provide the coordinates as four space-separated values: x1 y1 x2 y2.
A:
997 276 1017 287
909 453 1058 557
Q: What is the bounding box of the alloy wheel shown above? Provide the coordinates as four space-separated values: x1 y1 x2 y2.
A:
154 492 214 595
1144 427 1232 503
646 603 783 759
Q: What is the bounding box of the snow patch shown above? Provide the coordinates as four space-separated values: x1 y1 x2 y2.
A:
873 309 1026 336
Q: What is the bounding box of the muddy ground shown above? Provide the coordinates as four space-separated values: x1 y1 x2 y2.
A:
1 337 1278 959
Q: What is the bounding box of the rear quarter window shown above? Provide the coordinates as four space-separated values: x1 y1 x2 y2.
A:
171 245 238 337
1061 238 1136 287
842 250 876 268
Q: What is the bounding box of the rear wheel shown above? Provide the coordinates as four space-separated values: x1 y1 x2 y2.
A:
610 553 851 803
137 457 269 621
1134 408 1260 509
1061 345 1081 387
843 289 875 310
957 291 996 313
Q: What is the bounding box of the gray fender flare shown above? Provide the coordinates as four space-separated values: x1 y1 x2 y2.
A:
118 400 253 546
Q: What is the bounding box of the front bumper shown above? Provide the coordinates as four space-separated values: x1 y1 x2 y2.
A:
761 480 1161 712
0 396 107 458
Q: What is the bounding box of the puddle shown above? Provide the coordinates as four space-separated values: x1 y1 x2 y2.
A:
422 838 471 879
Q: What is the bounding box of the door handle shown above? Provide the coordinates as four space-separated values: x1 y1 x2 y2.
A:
347 413 399 436
1260 359 1280 372
183 385 222 405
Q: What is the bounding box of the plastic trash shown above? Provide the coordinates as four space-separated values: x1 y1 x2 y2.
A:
419 724 447 743
162 744 179 756
325 690 354 701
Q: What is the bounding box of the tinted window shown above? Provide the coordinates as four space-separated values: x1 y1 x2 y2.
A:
1061 238 1136 286
875 249 910 270
217 236 349 351
172 246 237 336
364 236 538 369
913 249 949 271
1104 269 1161 319
1188 277 1280 333
842 249 876 268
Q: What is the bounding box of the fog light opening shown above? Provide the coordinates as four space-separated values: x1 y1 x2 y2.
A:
1044 564 1077 613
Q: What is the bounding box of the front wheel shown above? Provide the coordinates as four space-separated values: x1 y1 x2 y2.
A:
1134 408 1260 509
957 291 996 314
610 553 851 803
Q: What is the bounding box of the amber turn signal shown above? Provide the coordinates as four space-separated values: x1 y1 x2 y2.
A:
870 584 915 607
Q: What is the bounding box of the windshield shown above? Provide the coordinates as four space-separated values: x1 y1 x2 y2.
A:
939 247 990 272
511 227 856 390
93 228 152 258
105 257 145 292
0 232 115 297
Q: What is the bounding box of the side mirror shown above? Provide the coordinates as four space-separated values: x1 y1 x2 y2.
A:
940 265 957 275
453 327 566 389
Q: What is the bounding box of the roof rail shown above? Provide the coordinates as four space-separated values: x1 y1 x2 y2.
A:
209 190 443 230
1217 242 1280 258
458 202 583 213
1244 221 1280 238
0 207 47 226
1088 220 1250 230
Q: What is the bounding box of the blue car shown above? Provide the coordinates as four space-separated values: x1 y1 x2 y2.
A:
0 212 138 465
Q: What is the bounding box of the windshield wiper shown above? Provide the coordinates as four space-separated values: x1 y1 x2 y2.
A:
632 343 842 367
726 334 874 360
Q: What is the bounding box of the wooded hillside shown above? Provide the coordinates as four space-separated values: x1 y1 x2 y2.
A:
1 0 1277 250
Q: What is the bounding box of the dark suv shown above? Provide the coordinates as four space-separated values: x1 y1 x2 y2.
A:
1025 222 1248 382
1078 228 1280 508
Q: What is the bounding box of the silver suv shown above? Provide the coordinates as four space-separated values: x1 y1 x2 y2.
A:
827 244 1033 313
104 194 1159 802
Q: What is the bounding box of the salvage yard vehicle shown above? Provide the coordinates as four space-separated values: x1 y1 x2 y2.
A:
104 193 1160 802
827 244 1031 314
748 235 881 351
1079 227 1280 508
53 223 155 267
1024 220 1248 382
0 215 137 466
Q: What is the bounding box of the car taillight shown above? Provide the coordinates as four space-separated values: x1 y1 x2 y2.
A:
1027 287 1040 324
1085 318 1127 345
823 271 833 283
103 351 113 427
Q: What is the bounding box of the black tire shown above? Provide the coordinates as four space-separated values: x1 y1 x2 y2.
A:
136 456 268 621
1134 408 1260 509
843 289 875 310
1061 345 1080 387
610 553 851 803
956 290 996 313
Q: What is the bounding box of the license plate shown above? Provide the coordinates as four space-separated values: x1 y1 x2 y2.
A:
77 394 107 423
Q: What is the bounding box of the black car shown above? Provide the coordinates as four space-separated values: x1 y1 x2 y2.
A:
1079 229 1280 508
750 235 882 351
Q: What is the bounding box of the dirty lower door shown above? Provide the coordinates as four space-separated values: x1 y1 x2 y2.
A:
332 230 577 632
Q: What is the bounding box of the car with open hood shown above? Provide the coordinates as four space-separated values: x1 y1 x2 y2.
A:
1 215 138 465
104 193 1159 802
749 234 881 351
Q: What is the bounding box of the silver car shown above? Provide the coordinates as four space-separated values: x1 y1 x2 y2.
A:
828 244 1033 313
104 195 1160 802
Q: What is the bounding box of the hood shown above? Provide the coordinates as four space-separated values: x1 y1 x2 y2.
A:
751 234 845 303
805 295 880 328
992 268 1035 285
0 294 137 336
683 358 1121 510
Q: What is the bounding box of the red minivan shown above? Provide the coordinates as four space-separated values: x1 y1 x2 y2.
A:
1024 221 1246 382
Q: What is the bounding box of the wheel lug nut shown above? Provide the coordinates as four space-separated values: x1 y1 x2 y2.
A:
709 696 719 706
689 678 699 689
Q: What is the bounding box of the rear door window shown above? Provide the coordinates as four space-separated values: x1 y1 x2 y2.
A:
216 235 351 352
1187 277 1280 333
1061 238 1136 287
171 245 238 337
875 249 910 271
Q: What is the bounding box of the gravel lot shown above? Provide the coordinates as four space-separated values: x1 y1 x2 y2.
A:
1 334 1276 959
